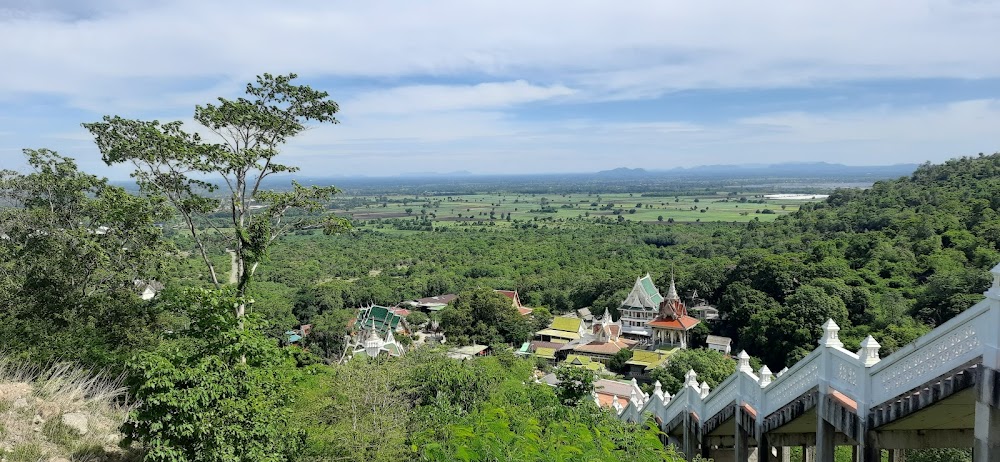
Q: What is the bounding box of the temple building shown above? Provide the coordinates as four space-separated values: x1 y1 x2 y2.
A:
535 316 585 343
346 319 404 360
567 312 635 364
619 274 700 348
533 312 636 365
619 274 663 341
343 305 409 361
647 277 700 348
496 289 533 316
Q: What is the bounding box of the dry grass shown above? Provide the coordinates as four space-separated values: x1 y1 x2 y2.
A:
0 356 139 462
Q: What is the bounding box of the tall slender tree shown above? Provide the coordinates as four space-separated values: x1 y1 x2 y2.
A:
85 73 347 318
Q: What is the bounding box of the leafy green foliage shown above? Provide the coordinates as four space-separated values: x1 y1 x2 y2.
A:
124 289 303 461
609 348 634 374
555 365 596 406
85 73 344 298
302 308 354 362
406 311 430 327
648 348 748 395
439 288 534 346
0 149 171 367
410 354 677 461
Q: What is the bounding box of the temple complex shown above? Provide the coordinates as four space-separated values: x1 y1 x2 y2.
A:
619 273 700 348
344 304 409 360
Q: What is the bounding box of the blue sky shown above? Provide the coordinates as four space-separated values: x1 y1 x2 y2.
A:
1 1 999 179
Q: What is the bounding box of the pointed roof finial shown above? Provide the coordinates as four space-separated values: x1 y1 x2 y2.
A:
666 270 679 300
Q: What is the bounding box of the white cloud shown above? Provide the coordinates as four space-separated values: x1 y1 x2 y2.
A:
346 81 575 115
3 1 1000 177
274 98 1000 173
2 0 999 108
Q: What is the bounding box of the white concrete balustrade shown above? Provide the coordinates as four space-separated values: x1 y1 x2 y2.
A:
617 262 1000 462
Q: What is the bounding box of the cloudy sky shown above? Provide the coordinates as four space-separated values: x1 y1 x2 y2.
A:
1 0 999 178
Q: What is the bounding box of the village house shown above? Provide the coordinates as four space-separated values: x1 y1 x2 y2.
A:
706 335 733 355
404 290 531 316
539 374 648 413
496 289 533 315
593 378 647 412
535 316 586 343
688 291 720 321
404 294 458 313
623 349 675 380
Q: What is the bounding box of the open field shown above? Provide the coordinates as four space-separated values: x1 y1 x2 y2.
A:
328 191 814 231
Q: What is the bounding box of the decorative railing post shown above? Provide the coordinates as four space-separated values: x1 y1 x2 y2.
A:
858 336 881 367
759 366 773 387
737 350 753 374
816 319 840 462
819 319 843 348
984 263 1000 370
686 369 699 388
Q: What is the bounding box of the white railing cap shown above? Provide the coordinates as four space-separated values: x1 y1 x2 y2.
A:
819 318 844 348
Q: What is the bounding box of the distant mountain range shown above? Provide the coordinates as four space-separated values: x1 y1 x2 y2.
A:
112 161 920 193
595 162 919 178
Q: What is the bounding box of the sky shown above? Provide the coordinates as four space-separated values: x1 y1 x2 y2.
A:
1 0 999 179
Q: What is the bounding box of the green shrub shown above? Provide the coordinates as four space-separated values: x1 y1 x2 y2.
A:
123 289 304 461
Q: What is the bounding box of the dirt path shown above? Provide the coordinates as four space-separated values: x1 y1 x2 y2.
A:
227 249 238 284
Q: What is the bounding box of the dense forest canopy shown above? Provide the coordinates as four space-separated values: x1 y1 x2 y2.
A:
227 154 1000 369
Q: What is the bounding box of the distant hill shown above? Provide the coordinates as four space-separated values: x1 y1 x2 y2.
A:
663 161 919 177
595 167 651 177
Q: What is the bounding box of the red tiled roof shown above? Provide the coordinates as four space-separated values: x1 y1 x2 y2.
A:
596 392 630 409
592 324 622 336
518 306 533 316
496 289 522 307
496 289 517 298
648 315 701 330
392 308 411 317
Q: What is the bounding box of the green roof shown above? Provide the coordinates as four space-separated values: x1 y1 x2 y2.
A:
640 275 664 305
563 354 605 371
550 317 581 333
535 347 557 359
536 328 581 340
625 349 675 370
355 305 403 336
